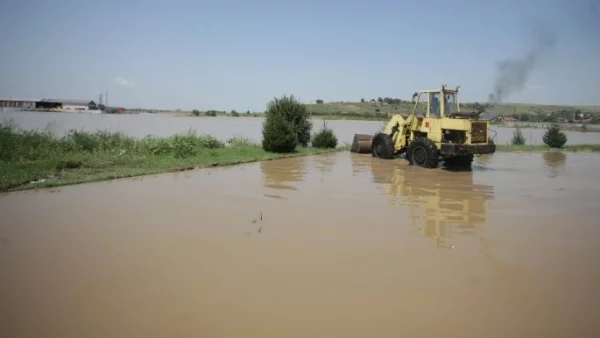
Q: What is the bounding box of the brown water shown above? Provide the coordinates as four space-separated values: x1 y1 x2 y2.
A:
2 110 600 145
1 152 599 338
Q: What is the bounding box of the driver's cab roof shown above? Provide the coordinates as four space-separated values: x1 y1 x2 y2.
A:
418 88 458 94
417 85 460 94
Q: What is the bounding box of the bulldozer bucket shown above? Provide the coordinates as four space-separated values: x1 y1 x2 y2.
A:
351 134 374 154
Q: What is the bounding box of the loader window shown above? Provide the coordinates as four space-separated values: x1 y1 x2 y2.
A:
429 93 441 117
445 93 458 115
414 92 427 116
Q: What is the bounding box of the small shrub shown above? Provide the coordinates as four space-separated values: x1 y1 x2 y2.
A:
197 135 225 149
140 136 173 155
264 95 312 147
311 121 338 148
261 113 298 153
67 129 104 152
231 110 240 117
192 109 200 116
511 127 526 145
171 133 198 158
543 124 567 148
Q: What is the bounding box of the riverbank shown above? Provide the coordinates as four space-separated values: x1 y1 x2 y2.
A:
0 124 349 192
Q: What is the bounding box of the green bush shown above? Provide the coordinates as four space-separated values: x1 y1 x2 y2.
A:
261 112 298 153
311 121 338 148
192 109 201 116
510 127 526 145
264 95 312 147
543 124 567 148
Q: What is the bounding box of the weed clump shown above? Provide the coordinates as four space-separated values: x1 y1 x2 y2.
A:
226 137 254 147
543 124 567 148
311 121 338 148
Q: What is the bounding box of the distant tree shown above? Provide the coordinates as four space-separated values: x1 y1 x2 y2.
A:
192 109 201 116
543 124 567 148
246 110 250 115
360 98 365 103
231 109 240 117
519 113 531 122
377 97 383 103
316 99 324 104
472 102 486 113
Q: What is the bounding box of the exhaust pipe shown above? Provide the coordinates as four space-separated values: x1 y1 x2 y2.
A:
351 134 374 154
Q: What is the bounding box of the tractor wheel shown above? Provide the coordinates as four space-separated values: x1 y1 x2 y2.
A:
444 154 474 168
371 133 395 159
406 137 439 168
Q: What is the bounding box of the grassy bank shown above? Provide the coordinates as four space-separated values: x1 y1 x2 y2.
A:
305 101 600 117
0 123 349 192
496 144 600 152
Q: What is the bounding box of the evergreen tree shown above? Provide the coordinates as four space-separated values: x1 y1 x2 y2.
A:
542 124 567 148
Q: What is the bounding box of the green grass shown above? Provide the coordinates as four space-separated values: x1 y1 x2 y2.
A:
0 123 349 192
495 144 600 152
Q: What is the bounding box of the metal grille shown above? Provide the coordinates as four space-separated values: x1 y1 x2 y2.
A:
471 122 488 143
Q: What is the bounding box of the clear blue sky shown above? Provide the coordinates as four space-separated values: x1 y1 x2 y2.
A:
1 0 598 111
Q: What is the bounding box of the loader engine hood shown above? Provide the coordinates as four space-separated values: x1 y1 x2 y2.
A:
447 111 482 119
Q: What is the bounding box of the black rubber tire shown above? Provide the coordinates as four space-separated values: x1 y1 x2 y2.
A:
444 154 474 168
406 137 440 168
371 133 395 159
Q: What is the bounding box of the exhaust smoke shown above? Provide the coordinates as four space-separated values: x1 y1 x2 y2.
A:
488 24 557 104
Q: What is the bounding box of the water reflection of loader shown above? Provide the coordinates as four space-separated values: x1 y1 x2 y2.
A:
368 157 495 249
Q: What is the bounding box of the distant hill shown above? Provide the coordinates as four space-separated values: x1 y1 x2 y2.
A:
305 100 600 123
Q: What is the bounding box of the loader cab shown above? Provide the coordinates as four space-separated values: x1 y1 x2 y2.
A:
411 85 461 119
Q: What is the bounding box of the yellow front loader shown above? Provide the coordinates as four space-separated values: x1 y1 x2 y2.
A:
351 85 496 168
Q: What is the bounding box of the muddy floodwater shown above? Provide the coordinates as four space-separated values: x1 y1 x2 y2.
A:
2 109 600 145
1 151 600 337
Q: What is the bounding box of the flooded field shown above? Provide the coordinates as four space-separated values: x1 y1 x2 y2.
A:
1 151 599 337
2 109 600 145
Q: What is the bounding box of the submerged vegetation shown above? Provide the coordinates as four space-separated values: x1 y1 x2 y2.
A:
0 121 347 192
